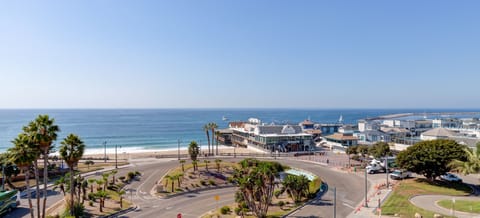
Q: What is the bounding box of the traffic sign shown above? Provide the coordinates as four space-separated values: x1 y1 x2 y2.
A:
177 213 182 218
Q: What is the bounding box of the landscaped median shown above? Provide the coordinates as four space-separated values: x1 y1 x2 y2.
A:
200 159 324 218
154 159 239 197
380 178 472 217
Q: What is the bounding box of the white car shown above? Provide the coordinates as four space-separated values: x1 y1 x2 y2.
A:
440 173 462 183
389 170 411 180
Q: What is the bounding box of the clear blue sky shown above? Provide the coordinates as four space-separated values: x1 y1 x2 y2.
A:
1 1 479 109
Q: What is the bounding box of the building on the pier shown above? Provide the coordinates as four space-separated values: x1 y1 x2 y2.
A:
355 130 391 144
420 127 455 140
432 118 461 128
229 119 313 152
215 129 233 146
324 126 358 147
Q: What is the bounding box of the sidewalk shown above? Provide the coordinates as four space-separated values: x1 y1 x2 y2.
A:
347 176 392 218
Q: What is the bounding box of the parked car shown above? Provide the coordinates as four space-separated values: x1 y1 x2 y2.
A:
440 173 463 183
389 170 411 180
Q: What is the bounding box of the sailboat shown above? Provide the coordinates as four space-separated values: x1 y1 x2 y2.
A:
222 116 229 121
338 115 343 123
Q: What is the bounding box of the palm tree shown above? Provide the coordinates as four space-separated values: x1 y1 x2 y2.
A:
95 190 108 212
204 124 211 156
215 159 222 172
88 179 96 193
23 115 59 218
188 141 200 162
59 134 85 216
204 160 210 172
449 144 480 176
111 170 118 184
10 134 37 218
164 175 171 187
179 160 186 172
170 174 178 192
209 123 218 155
192 160 198 172
117 189 126 208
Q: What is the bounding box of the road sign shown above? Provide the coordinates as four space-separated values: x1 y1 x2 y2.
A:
177 213 182 218
214 195 220 201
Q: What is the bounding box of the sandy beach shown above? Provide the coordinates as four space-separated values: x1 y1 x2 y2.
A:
82 145 265 160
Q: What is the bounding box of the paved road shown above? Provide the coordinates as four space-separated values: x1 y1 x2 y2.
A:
9 157 369 218
122 157 366 218
410 195 480 218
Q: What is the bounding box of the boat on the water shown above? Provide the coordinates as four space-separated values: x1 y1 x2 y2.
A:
222 116 229 121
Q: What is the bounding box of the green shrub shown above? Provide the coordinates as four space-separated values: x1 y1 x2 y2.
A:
127 172 135 180
89 200 94 207
88 192 96 201
119 176 125 181
134 171 141 176
234 207 242 215
220 206 231 214
278 200 285 207
274 190 282 198
175 188 183 192
200 180 207 186
208 179 216 186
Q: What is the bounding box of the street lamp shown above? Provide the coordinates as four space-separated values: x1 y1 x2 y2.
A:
115 144 121 169
364 168 368 207
177 139 181 160
103 141 107 163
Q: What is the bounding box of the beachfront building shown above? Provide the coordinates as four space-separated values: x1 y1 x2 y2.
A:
420 127 454 140
299 119 322 140
216 129 233 146
355 130 390 145
324 126 358 147
229 119 313 152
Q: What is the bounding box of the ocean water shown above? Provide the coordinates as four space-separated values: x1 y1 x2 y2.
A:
0 109 477 153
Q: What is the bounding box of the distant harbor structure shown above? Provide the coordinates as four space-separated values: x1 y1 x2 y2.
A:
215 111 480 153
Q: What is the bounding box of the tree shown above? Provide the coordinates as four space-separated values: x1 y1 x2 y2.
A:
233 159 283 218
281 174 310 203
84 160 94 170
345 146 358 167
23 115 59 218
59 134 85 216
396 139 467 180
117 189 126 208
111 170 118 184
215 159 222 172
357 145 369 159
88 179 96 193
203 124 211 156
192 160 198 171
448 143 480 176
368 142 392 159
204 160 210 171
95 190 108 212
179 160 186 172
188 141 200 162
9 134 38 218
210 122 218 155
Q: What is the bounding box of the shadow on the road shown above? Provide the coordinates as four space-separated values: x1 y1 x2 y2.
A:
21 190 60 199
306 198 333 207
4 207 30 218
287 216 322 218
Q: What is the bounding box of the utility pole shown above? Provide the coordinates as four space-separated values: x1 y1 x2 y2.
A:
115 144 118 169
333 186 337 218
103 141 107 163
178 139 181 160
365 168 368 207
385 158 389 189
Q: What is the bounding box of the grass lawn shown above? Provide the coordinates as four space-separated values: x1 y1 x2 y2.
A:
381 178 471 218
437 199 480 213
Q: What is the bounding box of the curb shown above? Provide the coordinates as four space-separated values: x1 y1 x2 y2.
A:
100 204 138 218
281 182 328 217
157 184 236 199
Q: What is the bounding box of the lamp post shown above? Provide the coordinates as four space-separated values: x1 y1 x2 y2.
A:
115 144 121 169
365 168 368 207
103 141 107 163
333 186 337 218
385 158 389 189
177 139 181 160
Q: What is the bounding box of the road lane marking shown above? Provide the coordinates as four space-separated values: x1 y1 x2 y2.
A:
342 202 355 209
